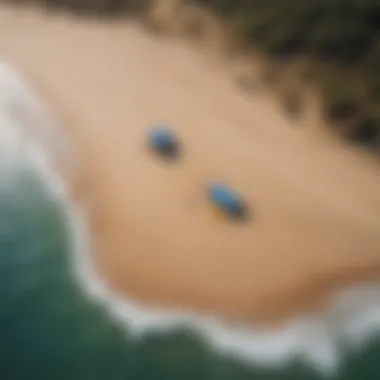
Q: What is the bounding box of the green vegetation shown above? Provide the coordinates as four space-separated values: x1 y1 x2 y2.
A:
193 0 380 149
194 1 372 63
41 0 151 16
27 0 380 148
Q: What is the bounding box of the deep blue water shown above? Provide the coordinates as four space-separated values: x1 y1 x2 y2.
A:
0 165 379 380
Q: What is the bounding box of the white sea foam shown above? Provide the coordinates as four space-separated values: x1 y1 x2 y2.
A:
0 60 379 376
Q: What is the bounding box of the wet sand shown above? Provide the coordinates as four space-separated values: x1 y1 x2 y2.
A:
1 4 380 324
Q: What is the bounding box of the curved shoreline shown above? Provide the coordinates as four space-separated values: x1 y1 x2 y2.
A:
2 61 380 377
1 4 380 326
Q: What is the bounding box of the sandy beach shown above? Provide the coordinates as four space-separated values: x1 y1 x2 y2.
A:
1 4 380 325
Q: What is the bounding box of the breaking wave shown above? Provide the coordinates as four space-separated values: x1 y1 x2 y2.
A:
0 61 379 380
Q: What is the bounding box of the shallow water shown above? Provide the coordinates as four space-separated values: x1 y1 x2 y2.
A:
0 142 379 380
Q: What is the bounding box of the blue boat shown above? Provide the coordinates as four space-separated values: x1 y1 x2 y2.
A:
147 126 180 159
206 182 249 220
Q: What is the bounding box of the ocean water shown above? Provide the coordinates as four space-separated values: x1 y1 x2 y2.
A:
0 62 380 380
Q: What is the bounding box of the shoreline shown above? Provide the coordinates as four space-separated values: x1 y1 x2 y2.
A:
3 93 380 374
0 39 378 379
1 5 380 375
3 4 379 324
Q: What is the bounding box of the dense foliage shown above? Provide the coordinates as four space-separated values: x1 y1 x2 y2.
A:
41 0 151 15
194 0 380 147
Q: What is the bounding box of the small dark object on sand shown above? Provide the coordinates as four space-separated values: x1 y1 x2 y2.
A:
206 182 249 221
147 126 180 160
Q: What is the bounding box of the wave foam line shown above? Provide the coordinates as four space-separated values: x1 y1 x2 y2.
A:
0 60 380 376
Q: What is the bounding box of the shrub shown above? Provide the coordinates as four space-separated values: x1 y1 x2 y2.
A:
320 70 364 124
193 0 380 149
350 113 380 150
41 0 151 15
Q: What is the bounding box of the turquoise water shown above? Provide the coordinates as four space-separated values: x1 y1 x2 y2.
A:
0 164 379 380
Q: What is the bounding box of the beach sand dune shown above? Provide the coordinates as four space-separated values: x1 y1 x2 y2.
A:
0 4 380 325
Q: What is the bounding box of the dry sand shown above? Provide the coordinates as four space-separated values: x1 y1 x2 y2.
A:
1 4 380 325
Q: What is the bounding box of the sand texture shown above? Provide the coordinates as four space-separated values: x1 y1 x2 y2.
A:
1 5 380 325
